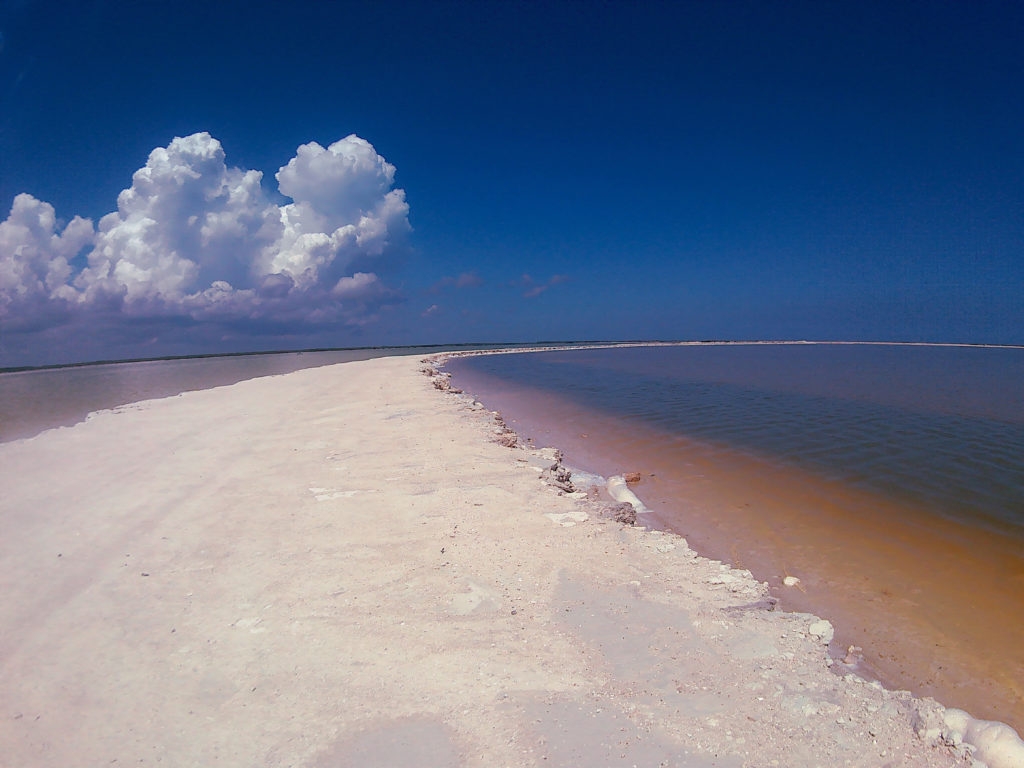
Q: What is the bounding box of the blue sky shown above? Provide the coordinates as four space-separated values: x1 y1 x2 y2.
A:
1 0 1022 366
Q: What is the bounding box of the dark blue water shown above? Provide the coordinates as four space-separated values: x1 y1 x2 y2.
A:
451 343 1024 534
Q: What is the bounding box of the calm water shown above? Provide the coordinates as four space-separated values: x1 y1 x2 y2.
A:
450 343 1024 533
0 346 490 444
447 343 1024 730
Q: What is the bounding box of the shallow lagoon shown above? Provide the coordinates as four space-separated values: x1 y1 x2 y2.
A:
448 343 1024 731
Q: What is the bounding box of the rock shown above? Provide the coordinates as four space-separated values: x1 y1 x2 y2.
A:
430 372 462 393
911 699 948 746
783 576 801 587
808 619 834 645
606 476 651 515
623 472 642 484
491 413 518 447
600 502 636 525
536 447 562 462
541 463 575 493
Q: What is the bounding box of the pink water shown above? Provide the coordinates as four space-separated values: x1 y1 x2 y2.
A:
447 344 1024 731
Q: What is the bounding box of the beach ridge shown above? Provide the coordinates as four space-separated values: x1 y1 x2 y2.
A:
0 355 1016 766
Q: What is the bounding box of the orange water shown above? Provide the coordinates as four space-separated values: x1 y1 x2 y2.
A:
448 346 1024 732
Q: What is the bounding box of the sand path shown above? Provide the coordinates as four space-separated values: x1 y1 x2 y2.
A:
0 356 982 766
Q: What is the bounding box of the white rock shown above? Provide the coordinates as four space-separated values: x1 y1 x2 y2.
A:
783 576 800 587
606 475 651 515
808 620 834 645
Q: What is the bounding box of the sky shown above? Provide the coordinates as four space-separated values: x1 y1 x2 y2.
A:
0 0 1022 367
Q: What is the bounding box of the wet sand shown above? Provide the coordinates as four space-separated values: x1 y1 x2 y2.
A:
447 361 1024 734
0 355 1016 767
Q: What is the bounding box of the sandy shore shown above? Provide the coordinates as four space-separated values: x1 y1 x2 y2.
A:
0 355 1017 767
444 352 1024 733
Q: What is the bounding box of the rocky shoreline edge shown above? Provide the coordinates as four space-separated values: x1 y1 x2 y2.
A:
424 352 1024 768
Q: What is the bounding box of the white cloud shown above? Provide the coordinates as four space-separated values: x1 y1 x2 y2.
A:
276 135 396 219
0 193 93 324
331 271 385 299
265 136 410 287
0 132 410 343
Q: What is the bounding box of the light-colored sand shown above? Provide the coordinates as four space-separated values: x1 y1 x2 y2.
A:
0 355 1012 767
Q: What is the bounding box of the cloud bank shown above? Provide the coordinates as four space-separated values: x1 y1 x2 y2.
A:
0 133 410 353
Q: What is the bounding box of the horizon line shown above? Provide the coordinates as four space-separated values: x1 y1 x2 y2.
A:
3 338 1023 375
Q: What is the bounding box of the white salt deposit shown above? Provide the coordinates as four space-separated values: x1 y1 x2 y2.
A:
607 475 652 515
943 709 1024 768
566 468 606 492
808 619 834 645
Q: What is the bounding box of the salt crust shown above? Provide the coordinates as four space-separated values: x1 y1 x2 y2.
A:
431 350 1024 768
0 354 1021 767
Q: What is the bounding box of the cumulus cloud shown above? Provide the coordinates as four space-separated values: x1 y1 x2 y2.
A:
266 136 410 288
0 132 410 346
0 194 94 328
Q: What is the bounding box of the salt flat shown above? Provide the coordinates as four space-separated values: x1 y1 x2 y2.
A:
0 355 1012 767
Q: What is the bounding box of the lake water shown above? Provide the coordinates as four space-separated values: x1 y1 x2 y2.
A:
446 342 1024 732
0 350 387 443
0 346 497 443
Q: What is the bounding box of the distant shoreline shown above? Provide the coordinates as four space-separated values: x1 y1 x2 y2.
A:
440 338 1024 359
4 338 1022 375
